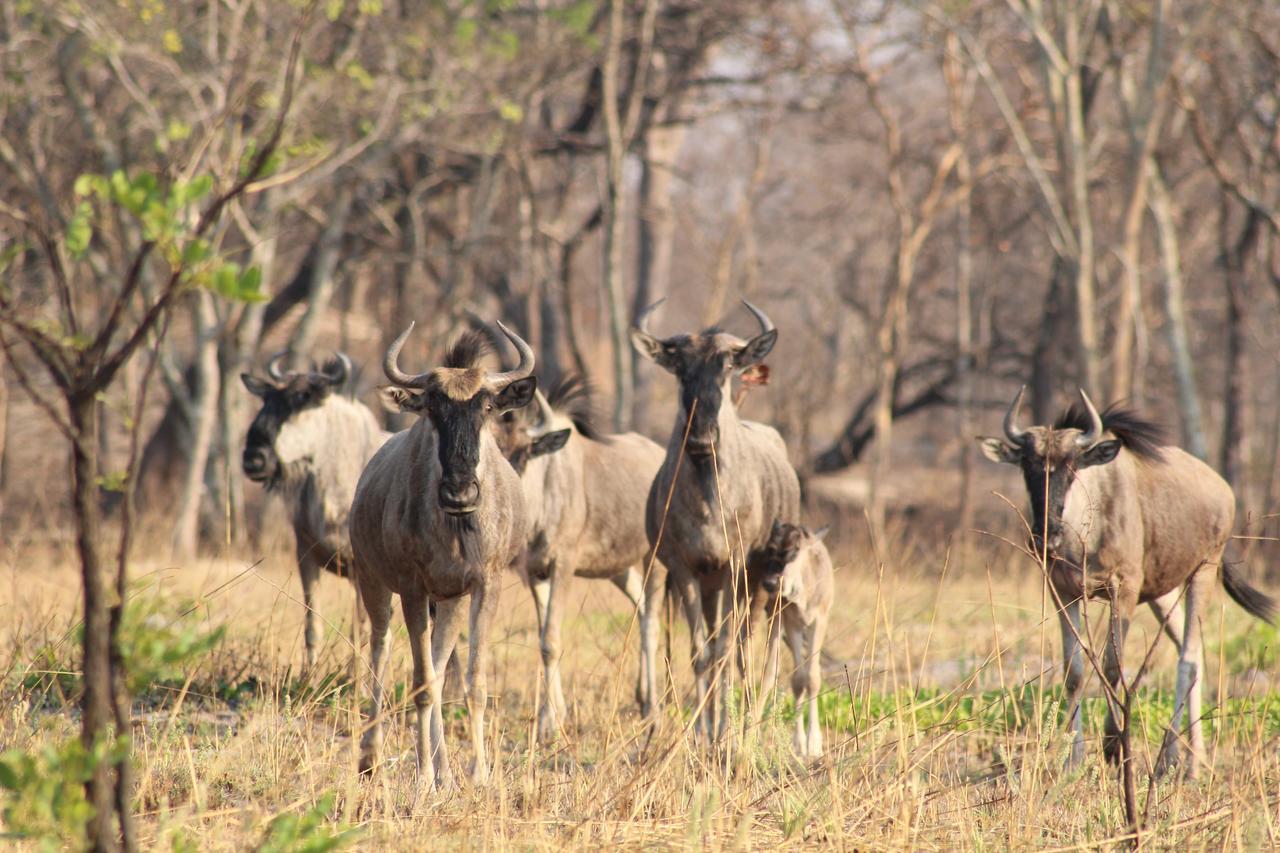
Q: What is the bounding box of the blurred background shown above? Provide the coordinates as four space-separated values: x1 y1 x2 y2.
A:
2 0 1279 570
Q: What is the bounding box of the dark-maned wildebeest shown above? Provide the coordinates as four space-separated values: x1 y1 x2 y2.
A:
630 299 802 741
495 376 667 739
349 321 535 793
758 520 833 759
980 387 1278 777
241 352 385 671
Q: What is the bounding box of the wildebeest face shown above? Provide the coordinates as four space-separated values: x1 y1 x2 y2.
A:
241 354 350 485
380 322 538 516
980 387 1120 554
759 521 828 596
630 299 777 458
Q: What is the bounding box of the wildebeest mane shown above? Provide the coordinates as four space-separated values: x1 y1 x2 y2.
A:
1055 402 1166 460
441 331 491 370
546 373 607 441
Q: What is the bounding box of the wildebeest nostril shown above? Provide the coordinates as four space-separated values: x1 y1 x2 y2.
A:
438 480 480 513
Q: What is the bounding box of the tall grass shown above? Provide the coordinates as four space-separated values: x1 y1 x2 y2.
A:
1 531 1278 849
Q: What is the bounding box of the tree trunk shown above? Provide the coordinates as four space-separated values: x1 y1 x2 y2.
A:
601 0 633 432
1030 257 1069 422
69 396 121 852
172 294 221 559
1148 164 1206 459
631 121 685 428
1220 206 1259 503
290 187 353 356
1064 4 1100 397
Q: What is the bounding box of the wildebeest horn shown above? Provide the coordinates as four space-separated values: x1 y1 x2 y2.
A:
485 321 534 387
383 323 431 388
741 299 775 336
634 298 667 339
1076 389 1103 448
1003 385 1029 445
265 350 290 382
528 388 556 436
320 352 352 387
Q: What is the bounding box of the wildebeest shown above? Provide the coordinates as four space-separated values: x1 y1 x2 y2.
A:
630 299 802 741
495 376 667 738
241 352 385 671
349 321 535 792
759 520 833 759
980 387 1277 777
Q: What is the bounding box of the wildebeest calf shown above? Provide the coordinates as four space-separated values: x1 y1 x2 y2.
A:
758 520 833 759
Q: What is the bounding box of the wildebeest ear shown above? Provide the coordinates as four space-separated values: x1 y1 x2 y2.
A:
241 373 271 398
812 525 831 542
629 328 678 372
1078 439 1121 468
978 436 1020 465
531 428 571 458
378 385 427 413
733 330 777 368
494 376 537 413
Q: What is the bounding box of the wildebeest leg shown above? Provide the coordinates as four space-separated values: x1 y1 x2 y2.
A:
673 569 711 739
400 593 438 797
702 583 734 744
356 576 393 776
467 583 499 784
613 565 656 718
1147 589 1185 654
429 597 466 791
532 569 569 740
1101 590 1137 766
802 614 826 758
1058 596 1086 768
760 601 782 707
297 545 322 673
1158 565 1212 779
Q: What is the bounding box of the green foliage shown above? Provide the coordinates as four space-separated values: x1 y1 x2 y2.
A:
115 594 226 696
70 169 264 304
255 793 359 853
1217 622 1279 674
0 736 127 851
780 685 1280 742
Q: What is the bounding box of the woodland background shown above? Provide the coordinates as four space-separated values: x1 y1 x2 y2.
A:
2 0 1280 561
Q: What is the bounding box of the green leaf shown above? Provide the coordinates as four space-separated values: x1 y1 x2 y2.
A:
325 0 343 20
66 202 93 258
0 242 25 274
181 238 211 267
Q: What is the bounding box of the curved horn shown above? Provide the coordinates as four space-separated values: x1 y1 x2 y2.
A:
265 350 290 382
741 299 775 336
528 389 556 437
1003 385 1029 445
320 351 352 387
634 298 667 338
485 321 535 386
383 323 431 388
1075 389 1104 448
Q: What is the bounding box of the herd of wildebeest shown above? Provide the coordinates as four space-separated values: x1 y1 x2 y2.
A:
238 299 1277 793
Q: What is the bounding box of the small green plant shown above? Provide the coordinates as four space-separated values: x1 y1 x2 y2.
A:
0 736 127 851
1217 622 1279 674
116 595 226 696
255 792 359 853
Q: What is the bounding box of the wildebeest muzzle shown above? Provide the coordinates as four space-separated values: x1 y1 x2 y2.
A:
242 444 277 483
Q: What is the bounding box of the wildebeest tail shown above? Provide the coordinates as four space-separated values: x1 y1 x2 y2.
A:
1222 561 1278 624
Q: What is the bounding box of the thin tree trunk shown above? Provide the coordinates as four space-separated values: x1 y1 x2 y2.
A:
172 294 220 559
1030 257 1069 423
631 121 685 427
70 397 120 852
1220 206 1259 502
1148 163 1206 459
1064 3 1099 396
601 0 632 431
291 187 354 356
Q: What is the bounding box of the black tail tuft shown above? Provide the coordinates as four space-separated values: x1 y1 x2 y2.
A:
1222 561 1278 624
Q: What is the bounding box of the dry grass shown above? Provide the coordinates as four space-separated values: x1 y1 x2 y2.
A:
2 529 1278 850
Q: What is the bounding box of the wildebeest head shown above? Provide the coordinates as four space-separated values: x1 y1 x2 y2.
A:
629 299 777 459
979 386 1152 554
380 321 537 515
760 520 829 596
497 387 572 475
241 352 353 486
